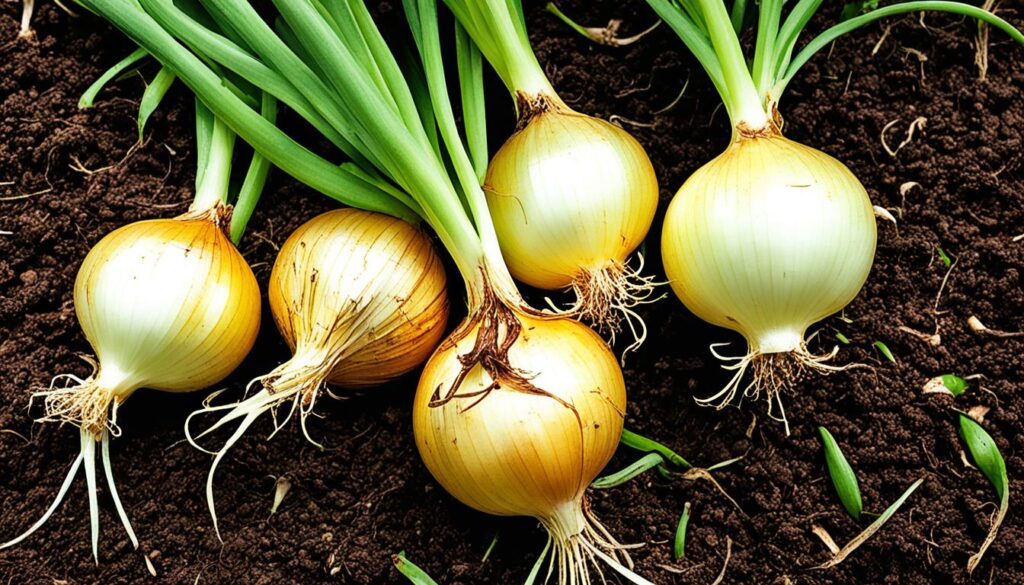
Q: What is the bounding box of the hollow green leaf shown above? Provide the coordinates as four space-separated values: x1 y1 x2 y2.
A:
941 374 969 397
873 341 896 363
137 65 177 140
818 427 863 520
620 428 692 468
393 552 438 585
674 502 691 560
79 47 150 109
592 452 664 489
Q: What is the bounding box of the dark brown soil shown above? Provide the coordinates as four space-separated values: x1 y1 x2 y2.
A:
1 1 1022 584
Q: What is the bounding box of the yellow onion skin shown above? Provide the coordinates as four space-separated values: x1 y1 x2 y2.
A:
485 110 659 290
74 211 261 395
662 135 877 354
412 315 625 521
268 209 448 389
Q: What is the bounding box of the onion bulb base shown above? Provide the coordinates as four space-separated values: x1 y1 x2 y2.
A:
534 501 653 585
700 342 859 435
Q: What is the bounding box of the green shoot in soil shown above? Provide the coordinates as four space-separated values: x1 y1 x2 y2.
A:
818 427 863 520
835 331 851 344
814 478 924 569
942 374 969 396
592 452 664 489
393 552 439 585
873 341 896 363
936 246 952 268
674 502 692 559
481 533 498 563
621 428 692 468
959 415 1009 573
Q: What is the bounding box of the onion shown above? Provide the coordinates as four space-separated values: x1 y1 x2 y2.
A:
486 99 660 347
414 313 651 584
191 208 448 537
1 204 261 560
662 133 876 420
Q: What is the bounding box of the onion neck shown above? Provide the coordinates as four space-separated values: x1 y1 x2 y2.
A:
192 117 236 213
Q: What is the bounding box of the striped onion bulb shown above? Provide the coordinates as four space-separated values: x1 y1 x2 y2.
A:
194 208 448 537
413 314 651 584
662 134 876 421
2 205 261 559
485 103 659 348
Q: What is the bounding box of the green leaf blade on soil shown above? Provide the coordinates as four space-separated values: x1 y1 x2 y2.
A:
873 340 896 363
941 374 969 396
818 427 863 520
620 428 692 468
592 452 664 489
674 502 691 560
393 552 439 585
958 415 1010 573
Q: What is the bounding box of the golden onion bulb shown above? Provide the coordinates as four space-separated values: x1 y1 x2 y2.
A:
2 206 261 560
413 314 649 583
268 208 448 389
73 208 261 417
485 108 659 339
662 135 876 413
196 208 448 537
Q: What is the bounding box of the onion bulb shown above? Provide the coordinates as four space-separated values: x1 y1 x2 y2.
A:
191 208 448 537
1 204 261 560
413 313 652 585
485 98 660 349
662 133 876 424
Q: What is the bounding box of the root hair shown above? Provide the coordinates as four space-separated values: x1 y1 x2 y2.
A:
554 255 663 360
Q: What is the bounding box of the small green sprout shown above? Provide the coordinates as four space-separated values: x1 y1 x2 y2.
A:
873 341 896 363
674 502 692 560
620 429 692 468
936 246 952 268
393 552 439 585
481 533 498 563
941 374 969 396
835 332 851 344
818 427 863 520
592 452 664 489
959 415 1009 574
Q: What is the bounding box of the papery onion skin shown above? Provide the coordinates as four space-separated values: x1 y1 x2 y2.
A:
74 209 261 397
412 314 624 520
267 208 449 389
485 110 659 291
661 135 877 354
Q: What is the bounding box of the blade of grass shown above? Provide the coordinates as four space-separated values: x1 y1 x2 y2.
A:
674 502 691 559
818 427 863 520
873 341 896 363
959 415 1009 573
814 478 924 569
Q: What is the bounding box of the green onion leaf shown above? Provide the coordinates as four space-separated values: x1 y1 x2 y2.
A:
835 331 850 344
873 341 896 363
959 415 1010 573
79 47 150 109
620 428 692 468
941 374 969 397
818 427 863 520
393 552 439 585
481 533 498 563
936 246 952 268
137 65 176 141
592 452 664 489
674 502 691 560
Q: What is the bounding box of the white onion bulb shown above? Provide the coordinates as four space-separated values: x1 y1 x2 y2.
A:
485 106 659 346
2 206 261 560
662 135 876 420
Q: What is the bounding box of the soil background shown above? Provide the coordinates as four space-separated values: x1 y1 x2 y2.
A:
1 1 1022 583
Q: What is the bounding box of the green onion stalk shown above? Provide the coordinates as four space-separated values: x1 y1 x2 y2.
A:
651 0 1024 431
445 0 662 352
74 0 649 580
